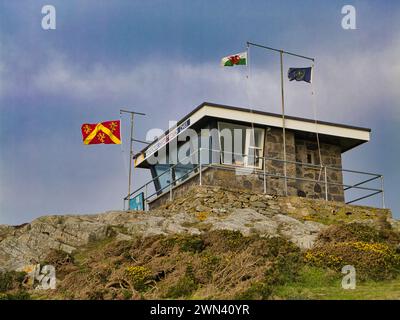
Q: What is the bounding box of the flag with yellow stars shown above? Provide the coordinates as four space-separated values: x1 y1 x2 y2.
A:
81 120 121 145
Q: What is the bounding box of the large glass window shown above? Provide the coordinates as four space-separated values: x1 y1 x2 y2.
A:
153 164 171 193
175 140 195 183
218 122 264 169
151 140 196 194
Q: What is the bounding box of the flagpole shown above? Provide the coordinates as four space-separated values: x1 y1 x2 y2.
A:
246 41 314 196
120 109 146 210
279 50 288 196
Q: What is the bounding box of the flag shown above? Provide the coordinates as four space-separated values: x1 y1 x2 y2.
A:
288 67 312 83
81 120 121 145
221 52 247 67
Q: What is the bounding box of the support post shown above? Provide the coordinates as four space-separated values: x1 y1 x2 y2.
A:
144 183 148 211
128 112 134 201
169 167 173 201
324 166 328 201
199 162 202 186
199 148 202 186
120 109 146 207
263 158 266 194
381 175 385 209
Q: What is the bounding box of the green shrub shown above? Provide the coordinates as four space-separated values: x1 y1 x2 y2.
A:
165 276 197 299
165 265 198 299
122 289 132 300
160 234 205 254
235 282 272 300
0 271 26 292
203 230 251 252
199 252 221 279
317 223 400 245
265 251 303 286
87 289 106 300
179 236 205 253
0 291 31 300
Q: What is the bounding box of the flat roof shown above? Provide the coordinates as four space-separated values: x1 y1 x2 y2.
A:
134 102 371 166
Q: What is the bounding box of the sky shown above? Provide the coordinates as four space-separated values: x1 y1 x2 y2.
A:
0 0 399 224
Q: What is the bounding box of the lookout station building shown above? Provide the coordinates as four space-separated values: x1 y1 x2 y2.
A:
131 102 377 210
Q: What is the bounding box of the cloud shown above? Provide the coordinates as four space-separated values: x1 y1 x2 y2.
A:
2 37 399 126
1 38 400 225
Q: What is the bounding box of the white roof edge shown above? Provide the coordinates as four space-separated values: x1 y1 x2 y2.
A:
200 105 370 141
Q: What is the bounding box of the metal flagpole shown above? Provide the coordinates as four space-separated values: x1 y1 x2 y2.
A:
279 50 288 196
120 109 146 210
246 41 314 196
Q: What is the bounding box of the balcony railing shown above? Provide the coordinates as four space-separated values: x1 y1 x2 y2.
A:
125 148 385 211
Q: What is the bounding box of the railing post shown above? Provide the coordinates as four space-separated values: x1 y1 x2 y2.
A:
263 158 266 194
381 175 385 209
144 184 148 211
199 162 201 186
199 148 202 186
324 166 328 201
169 167 173 201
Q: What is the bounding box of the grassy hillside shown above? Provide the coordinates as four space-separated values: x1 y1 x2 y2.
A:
2 222 400 300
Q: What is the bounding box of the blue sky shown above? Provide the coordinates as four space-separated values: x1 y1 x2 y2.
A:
0 0 399 224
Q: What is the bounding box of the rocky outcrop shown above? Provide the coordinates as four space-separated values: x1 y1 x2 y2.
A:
0 185 394 272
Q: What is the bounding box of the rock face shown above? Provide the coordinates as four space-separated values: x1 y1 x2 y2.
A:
0 185 393 272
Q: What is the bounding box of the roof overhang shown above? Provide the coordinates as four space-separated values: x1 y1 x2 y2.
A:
134 102 371 168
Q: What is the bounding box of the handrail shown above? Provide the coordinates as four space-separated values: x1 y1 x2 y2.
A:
126 147 385 208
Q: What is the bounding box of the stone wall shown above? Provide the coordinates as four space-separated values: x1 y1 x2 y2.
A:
264 127 297 196
294 139 344 202
159 185 391 226
263 128 344 201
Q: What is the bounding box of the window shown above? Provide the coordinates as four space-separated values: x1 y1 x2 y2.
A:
174 140 194 183
306 152 319 165
218 122 264 169
153 164 171 193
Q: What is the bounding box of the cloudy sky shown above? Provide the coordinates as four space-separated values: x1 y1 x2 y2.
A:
0 0 399 224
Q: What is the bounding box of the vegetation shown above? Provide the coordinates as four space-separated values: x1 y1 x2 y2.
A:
1 222 399 300
0 271 30 300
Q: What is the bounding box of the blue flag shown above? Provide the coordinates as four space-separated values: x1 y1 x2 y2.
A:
288 67 312 83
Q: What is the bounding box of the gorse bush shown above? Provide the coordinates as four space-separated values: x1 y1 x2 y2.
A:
305 241 400 281
125 266 152 292
305 223 400 281
316 223 400 245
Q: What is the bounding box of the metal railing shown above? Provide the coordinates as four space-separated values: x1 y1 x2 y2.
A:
125 147 385 211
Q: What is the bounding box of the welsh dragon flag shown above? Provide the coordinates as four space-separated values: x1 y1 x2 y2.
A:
221 52 247 67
